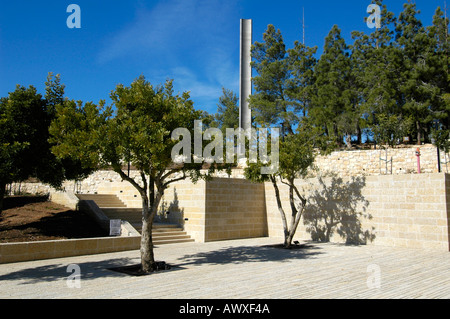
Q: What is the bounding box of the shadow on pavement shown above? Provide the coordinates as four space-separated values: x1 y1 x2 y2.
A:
0 242 323 283
177 243 323 267
0 257 138 284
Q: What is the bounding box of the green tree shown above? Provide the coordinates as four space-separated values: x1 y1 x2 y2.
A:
214 87 239 132
395 2 440 145
250 25 296 136
0 84 55 212
50 76 208 273
352 0 411 146
247 24 334 248
311 25 354 147
244 121 330 248
0 74 95 214
45 72 66 114
0 86 41 211
40 73 94 187
286 41 317 118
428 7 450 155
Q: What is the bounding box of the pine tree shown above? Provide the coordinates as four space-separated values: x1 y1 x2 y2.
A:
428 6 450 156
353 0 406 146
286 41 317 118
250 25 296 136
312 25 353 147
395 2 439 145
246 25 333 248
215 87 239 132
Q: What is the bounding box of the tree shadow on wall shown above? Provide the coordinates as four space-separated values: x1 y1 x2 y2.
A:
157 188 184 224
303 175 376 245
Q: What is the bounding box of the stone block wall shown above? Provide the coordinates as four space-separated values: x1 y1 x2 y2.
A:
157 179 207 243
264 173 450 251
89 175 267 243
8 145 450 251
312 144 448 177
158 178 267 242
204 178 267 242
12 144 448 198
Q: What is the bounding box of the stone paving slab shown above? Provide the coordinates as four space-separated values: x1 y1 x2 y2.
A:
0 238 449 299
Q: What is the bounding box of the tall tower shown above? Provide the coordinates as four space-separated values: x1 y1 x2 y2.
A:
239 19 252 132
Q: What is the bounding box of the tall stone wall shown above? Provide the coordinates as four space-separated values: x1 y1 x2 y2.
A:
264 173 450 251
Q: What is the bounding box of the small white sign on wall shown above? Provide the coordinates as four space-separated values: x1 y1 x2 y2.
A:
110 219 122 236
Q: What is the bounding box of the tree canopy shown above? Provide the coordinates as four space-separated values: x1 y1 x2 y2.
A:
50 75 214 273
0 74 92 213
223 1 449 149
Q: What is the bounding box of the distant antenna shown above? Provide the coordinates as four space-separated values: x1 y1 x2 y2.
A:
445 1 448 32
445 1 448 24
302 7 305 45
444 1 449 48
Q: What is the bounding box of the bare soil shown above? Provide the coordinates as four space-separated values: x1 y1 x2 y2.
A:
0 195 108 243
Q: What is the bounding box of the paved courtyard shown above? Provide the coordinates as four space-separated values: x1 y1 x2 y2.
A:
0 237 449 299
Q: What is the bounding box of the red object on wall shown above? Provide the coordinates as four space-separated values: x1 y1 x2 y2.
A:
416 148 421 174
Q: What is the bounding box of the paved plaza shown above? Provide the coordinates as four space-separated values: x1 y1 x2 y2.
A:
0 237 449 299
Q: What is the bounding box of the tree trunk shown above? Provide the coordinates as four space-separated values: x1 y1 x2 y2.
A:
345 134 352 149
140 185 165 273
356 124 362 145
140 194 154 273
416 121 422 145
270 176 289 246
149 174 155 208
325 218 333 242
0 182 5 214
286 184 297 248
285 182 306 248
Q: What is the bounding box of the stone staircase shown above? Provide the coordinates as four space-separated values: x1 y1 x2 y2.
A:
76 194 194 245
77 194 127 208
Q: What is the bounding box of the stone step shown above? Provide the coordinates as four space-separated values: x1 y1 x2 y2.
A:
152 231 189 237
153 238 196 245
152 232 191 240
152 228 183 233
131 223 184 233
76 194 127 208
131 223 195 245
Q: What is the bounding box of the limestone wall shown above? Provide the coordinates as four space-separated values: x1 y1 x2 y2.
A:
155 178 267 243
204 178 267 242
264 173 450 251
312 144 449 177
156 179 207 243
8 144 450 251
11 144 449 199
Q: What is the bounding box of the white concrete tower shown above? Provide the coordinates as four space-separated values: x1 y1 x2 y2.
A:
239 19 252 132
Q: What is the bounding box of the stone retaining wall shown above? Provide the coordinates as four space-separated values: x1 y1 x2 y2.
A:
10 144 449 198
313 144 448 176
0 236 140 264
264 173 450 251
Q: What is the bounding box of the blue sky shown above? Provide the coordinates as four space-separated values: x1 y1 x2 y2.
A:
0 0 445 114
